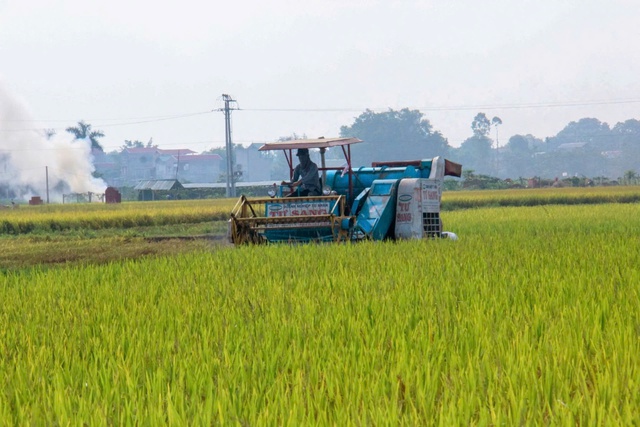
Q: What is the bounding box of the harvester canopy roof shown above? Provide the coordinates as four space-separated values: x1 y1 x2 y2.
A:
258 137 362 152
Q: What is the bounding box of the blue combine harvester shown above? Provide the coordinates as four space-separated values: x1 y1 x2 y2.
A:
228 137 462 244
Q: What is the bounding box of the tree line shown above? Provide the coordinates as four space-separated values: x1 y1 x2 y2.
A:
63 109 640 185
340 110 640 182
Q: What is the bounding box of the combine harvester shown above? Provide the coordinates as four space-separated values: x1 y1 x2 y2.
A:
228 137 462 245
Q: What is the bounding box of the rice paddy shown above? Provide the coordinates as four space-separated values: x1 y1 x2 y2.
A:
0 189 639 424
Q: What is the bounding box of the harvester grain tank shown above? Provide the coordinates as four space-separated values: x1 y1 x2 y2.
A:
228 137 461 244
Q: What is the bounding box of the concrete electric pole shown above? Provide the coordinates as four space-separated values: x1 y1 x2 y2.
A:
220 94 239 198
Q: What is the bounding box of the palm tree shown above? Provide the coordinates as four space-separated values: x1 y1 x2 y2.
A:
66 120 105 151
42 128 56 140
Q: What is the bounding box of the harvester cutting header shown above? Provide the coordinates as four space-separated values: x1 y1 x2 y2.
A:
228 137 462 244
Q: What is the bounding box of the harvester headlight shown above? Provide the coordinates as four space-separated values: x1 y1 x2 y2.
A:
322 186 331 196
267 188 277 198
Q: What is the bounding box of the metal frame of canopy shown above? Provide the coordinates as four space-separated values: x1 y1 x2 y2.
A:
258 137 363 201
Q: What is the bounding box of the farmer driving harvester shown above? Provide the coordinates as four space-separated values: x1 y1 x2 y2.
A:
229 136 462 245
281 148 322 197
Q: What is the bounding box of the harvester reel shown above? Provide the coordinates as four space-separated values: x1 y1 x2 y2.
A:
230 215 266 245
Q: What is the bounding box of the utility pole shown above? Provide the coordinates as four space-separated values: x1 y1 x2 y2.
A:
495 125 500 175
175 152 180 181
220 94 239 198
45 166 50 204
491 116 502 177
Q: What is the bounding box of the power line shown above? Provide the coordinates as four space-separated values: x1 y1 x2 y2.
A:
1 96 638 151
2 96 639 132
95 111 212 127
422 98 640 111
0 111 212 124
0 138 263 153
240 97 640 112
0 111 213 133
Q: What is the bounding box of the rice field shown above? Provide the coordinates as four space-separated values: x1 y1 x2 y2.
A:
441 185 640 210
1 197 639 425
1 186 639 235
0 200 233 235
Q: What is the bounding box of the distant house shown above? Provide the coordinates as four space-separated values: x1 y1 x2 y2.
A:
155 153 223 183
93 160 120 185
120 148 197 186
121 148 162 185
155 152 177 180
174 154 223 183
97 147 225 187
91 147 121 186
234 144 272 182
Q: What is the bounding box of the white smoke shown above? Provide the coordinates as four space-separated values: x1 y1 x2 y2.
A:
0 82 107 202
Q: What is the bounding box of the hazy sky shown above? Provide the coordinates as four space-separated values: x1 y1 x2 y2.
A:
1 0 639 153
